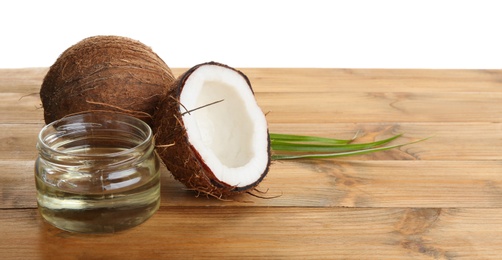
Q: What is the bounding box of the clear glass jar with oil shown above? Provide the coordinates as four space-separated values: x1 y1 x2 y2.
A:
35 112 160 233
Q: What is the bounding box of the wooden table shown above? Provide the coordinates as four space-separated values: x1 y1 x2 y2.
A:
1 68 501 259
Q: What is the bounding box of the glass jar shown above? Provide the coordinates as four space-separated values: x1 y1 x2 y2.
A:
35 112 161 233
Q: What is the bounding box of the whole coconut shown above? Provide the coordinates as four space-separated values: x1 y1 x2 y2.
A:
154 61 271 198
40 35 175 125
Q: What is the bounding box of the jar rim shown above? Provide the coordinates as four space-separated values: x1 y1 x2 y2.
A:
37 112 153 158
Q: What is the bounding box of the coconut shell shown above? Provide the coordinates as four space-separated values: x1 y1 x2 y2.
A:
153 61 270 198
40 35 175 125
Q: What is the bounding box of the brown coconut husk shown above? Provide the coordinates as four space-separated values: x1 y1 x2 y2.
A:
153 61 271 199
40 35 175 125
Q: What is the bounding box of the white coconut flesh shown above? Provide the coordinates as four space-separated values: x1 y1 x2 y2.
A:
179 65 269 188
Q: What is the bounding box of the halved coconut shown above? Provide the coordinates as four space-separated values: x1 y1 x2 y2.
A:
154 62 270 198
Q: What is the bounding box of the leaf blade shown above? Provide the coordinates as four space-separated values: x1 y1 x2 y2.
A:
271 137 429 160
269 133 353 145
270 134 403 152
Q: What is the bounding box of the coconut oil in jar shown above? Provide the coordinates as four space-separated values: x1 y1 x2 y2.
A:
35 112 160 233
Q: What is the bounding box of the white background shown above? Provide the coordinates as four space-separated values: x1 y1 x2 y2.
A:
1 0 501 69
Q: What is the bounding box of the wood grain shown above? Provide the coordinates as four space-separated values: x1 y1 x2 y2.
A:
3 159 502 209
1 208 502 259
3 122 501 161
1 68 502 259
257 92 502 123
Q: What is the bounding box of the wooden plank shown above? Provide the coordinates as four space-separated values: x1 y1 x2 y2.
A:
263 160 502 208
0 68 47 93
0 123 42 160
5 159 502 209
2 90 501 124
240 68 502 93
0 93 44 124
270 122 502 161
3 122 500 162
1 208 502 259
4 87 501 126
0 160 37 209
258 91 502 123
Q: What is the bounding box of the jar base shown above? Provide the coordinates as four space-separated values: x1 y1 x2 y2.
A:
36 181 160 233
39 199 160 233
